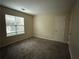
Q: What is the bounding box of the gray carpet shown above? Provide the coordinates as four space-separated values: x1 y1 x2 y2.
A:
0 37 71 59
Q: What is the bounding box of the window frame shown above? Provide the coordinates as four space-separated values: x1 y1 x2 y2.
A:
5 14 25 37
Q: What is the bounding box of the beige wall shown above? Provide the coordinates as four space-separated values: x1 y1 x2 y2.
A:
33 13 69 43
0 6 34 47
69 0 79 59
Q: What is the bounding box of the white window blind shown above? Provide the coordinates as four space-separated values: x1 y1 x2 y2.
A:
5 14 25 36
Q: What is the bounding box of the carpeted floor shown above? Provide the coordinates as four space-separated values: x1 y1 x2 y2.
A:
0 37 71 59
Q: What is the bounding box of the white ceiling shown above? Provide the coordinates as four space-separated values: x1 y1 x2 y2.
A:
0 0 75 15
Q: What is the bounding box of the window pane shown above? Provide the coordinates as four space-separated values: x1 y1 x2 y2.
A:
17 26 24 32
6 26 16 33
16 17 24 25
5 14 16 25
5 14 25 37
17 31 24 35
7 32 16 36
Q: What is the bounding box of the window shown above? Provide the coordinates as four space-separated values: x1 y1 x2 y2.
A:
5 14 25 36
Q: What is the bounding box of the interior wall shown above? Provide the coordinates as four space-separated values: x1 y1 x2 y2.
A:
33 13 69 43
0 6 33 47
69 0 79 59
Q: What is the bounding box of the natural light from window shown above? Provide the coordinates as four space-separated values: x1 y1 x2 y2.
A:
5 14 25 36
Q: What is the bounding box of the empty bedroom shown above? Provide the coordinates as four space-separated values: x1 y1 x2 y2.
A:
0 0 79 59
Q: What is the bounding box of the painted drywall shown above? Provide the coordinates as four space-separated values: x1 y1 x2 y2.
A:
33 13 69 43
69 0 79 59
0 6 33 47
1 0 75 15
0 7 2 46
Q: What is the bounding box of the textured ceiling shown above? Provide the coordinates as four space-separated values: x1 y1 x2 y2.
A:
0 0 75 15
